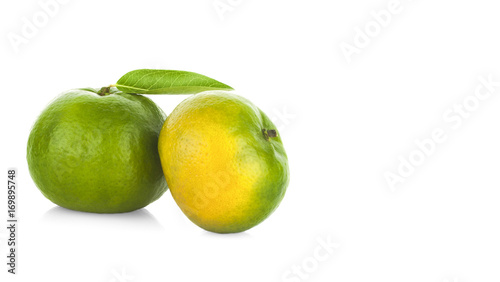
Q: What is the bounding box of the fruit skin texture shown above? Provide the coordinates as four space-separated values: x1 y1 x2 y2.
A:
158 91 289 233
27 88 168 213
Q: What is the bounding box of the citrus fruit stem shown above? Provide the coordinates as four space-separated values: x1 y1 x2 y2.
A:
97 86 111 96
262 129 278 140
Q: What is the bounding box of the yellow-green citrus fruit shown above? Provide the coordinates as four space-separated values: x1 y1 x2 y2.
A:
27 88 168 213
158 91 289 233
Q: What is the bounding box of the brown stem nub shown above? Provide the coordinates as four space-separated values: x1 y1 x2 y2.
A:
267 129 277 138
97 86 111 96
262 129 278 141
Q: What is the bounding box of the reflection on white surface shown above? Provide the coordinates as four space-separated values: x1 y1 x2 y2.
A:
41 206 164 232
30 206 166 281
201 229 253 239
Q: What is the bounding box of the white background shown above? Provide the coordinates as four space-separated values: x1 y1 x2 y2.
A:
1 0 500 281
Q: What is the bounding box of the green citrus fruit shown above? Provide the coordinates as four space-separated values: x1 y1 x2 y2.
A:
27 87 168 213
158 91 289 233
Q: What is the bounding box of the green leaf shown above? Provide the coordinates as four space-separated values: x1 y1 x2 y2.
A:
115 69 233 94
